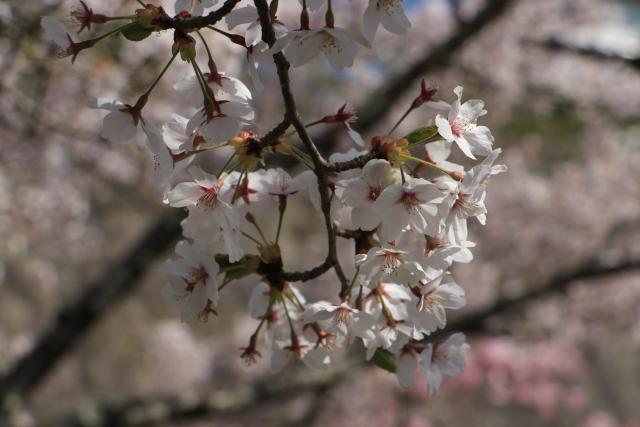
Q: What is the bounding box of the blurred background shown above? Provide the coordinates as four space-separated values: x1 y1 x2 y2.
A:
1 0 640 426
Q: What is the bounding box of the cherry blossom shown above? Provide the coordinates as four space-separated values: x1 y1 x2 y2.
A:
443 148 507 243
175 0 217 16
186 100 254 145
162 240 220 322
374 176 446 242
408 273 466 336
90 98 145 143
274 27 369 69
421 333 470 395
336 159 399 231
40 0 508 396
435 86 495 159
303 301 376 344
166 167 241 231
362 0 411 42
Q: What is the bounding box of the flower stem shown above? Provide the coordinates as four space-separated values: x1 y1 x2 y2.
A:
275 196 286 244
241 230 262 246
400 154 461 180
142 51 177 98
217 153 236 178
389 104 414 135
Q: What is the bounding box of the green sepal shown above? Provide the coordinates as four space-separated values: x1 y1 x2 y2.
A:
405 125 438 145
370 348 396 373
121 24 153 42
215 254 254 281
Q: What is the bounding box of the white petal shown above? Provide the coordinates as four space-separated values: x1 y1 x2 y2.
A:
101 111 137 142
41 16 70 48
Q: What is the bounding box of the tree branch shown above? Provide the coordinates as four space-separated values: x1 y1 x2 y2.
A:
42 255 640 427
253 0 348 290
442 257 640 336
534 37 640 71
0 210 186 413
42 368 348 427
154 0 242 31
0 0 515 409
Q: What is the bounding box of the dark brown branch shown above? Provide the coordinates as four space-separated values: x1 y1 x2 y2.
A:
307 0 513 158
253 0 347 290
154 0 242 31
535 37 640 71
0 210 185 413
354 0 513 133
442 257 640 336
0 0 514 408
282 258 334 282
326 150 382 173
43 256 640 427
42 369 347 427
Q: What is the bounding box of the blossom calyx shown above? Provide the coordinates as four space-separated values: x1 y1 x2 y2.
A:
229 131 263 171
411 79 439 109
134 4 167 29
172 33 197 62
370 136 410 165
70 1 108 33
320 104 357 124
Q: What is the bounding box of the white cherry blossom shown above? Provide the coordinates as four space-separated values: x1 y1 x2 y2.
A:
435 86 495 159
273 27 369 70
166 167 241 231
362 0 411 42
175 0 217 16
90 98 144 143
421 333 470 395
374 177 446 242
336 159 399 231
408 273 466 336
303 301 375 344
162 240 220 322
174 71 252 108
444 148 507 243
186 99 254 145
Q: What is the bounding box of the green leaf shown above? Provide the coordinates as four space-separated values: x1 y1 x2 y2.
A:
370 348 396 373
121 24 153 42
215 254 253 282
405 125 438 145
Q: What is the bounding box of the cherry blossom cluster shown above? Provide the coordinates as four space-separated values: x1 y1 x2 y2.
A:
41 0 505 395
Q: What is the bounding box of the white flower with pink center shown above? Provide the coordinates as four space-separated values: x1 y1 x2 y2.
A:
435 86 494 159
337 159 399 231
304 301 376 344
408 273 466 336
374 177 446 242
162 240 220 322
166 167 241 231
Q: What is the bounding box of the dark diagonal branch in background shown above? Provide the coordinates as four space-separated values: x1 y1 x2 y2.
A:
0 210 185 414
43 255 640 427
0 0 514 412
345 0 512 135
534 37 640 71
42 368 348 427
444 257 640 335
